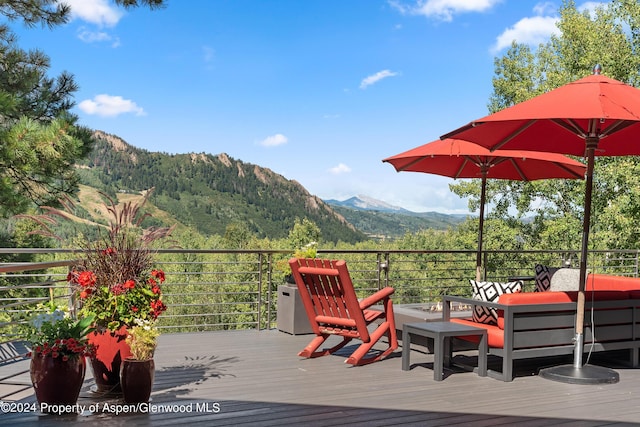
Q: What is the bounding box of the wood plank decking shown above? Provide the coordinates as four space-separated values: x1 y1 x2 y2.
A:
2 329 640 426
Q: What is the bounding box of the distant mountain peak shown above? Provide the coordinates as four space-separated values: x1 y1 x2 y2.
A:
324 195 410 213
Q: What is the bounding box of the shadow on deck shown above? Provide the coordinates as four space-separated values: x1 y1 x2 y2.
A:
1 330 640 426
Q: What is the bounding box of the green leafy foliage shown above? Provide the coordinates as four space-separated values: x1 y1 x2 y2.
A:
451 0 640 253
0 0 167 217
329 205 467 238
125 319 159 361
22 302 95 360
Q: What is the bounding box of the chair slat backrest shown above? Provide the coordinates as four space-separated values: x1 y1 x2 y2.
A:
289 258 369 340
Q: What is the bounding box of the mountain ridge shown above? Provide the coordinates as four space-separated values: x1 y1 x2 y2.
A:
324 196 468 238
74 131 466 241
76 131 365 243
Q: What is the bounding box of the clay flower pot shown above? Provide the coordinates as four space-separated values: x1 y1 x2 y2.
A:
30 353 86 412
120 358 155 404
88 326 132 394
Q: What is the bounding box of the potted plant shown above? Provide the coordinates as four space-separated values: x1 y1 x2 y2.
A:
22 190 174 394
275 241 318 284
64 193 173 393
23 302 94 412
276 241 317 335
120 318 159 404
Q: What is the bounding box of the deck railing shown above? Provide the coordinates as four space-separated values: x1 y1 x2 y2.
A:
2 247 640 399
2 247 640 335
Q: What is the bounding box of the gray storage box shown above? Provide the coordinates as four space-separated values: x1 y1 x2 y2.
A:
277 284 313 335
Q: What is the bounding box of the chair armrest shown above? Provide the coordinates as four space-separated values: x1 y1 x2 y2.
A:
359 287 395 310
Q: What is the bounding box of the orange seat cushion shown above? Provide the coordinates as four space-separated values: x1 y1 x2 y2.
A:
494 291 628 330
585 274 640 291
450 318 504 348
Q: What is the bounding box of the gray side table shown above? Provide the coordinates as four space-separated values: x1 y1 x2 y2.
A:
402 321 488 381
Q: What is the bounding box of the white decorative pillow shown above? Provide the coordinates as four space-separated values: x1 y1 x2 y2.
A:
534 264 558 292
470 280 523 325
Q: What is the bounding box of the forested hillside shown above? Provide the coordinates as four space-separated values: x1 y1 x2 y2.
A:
75 131 366 243
328 205 467 238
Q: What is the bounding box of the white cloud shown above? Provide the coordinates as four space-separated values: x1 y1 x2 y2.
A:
259 134 288 147
491 15 559 53
61 0 124 27
578 2 608 16
329 163 352 174
360 70 399 89
533 2 556 16
390 0 502 22
77 27 120 47
78 94 146 117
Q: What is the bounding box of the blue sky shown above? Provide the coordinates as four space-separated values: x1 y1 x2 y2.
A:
11 0 592 213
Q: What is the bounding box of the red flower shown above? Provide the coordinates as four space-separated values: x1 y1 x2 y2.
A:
152 285 161 294
132 306 138 312
101 247 116 256
80 290 90 299
77 271 96 288
111 283 126 295
124 280 135 289
151 269 165 283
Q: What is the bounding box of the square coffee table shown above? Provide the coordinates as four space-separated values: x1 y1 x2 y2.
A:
402 321 487 381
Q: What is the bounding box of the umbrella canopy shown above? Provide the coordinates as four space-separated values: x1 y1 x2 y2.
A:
383 138 586 281
442 67 640 383
442 72 640 156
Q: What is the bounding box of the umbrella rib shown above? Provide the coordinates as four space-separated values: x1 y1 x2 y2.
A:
454 158 470 179
508 158 529 181
553 162 585 179
492 120 537 150
392 156 424 172
601 119 636 138
550 119 587 138
462 156 503 179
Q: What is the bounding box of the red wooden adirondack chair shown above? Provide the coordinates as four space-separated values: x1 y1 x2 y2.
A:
288 258 398 365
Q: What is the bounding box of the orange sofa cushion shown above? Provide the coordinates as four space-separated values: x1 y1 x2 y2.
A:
495 291 628 330
450 318 505 348
585 273 640 291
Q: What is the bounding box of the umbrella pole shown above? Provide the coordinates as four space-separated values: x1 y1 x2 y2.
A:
573 138 597 368
476 172 487 281
539 136 619 384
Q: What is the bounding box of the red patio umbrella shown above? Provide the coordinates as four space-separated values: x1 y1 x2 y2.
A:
383 138 585 281
442 66 640 383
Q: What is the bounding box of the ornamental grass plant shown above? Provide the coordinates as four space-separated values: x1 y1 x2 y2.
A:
22 189 175 333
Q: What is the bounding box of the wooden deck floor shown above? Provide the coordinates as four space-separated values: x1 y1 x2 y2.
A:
2 329 640 426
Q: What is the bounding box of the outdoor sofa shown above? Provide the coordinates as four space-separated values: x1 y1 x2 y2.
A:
442 273 640 381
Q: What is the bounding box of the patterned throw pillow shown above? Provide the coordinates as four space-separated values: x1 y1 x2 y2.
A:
470 280 523 325
534 264 558 292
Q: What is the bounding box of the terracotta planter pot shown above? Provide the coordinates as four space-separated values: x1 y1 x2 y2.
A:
30 353 86 411
120 358 155 404
88 326 131 394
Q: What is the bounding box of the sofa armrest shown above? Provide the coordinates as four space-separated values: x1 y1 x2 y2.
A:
442 295 502 321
